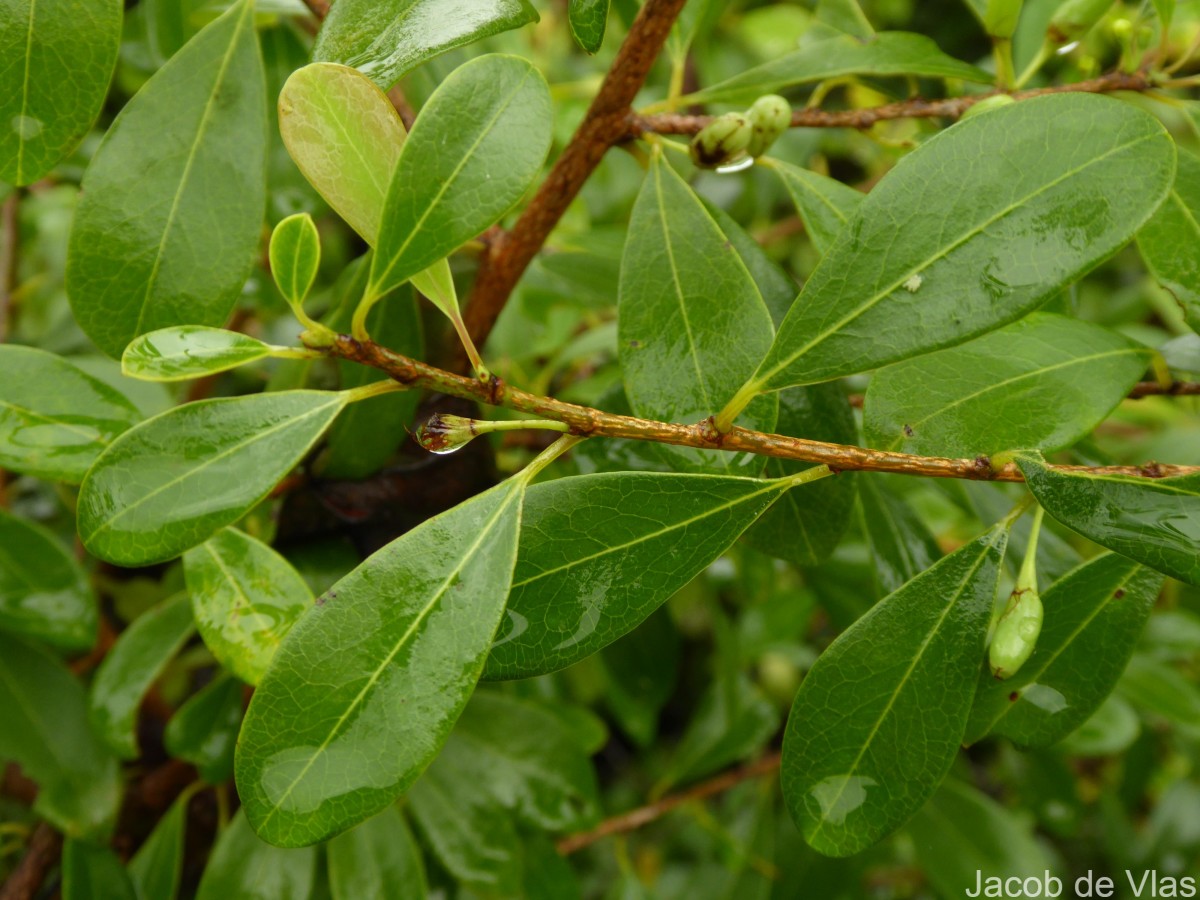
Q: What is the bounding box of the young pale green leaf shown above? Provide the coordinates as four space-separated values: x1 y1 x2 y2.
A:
782 526 1007 857
184 528 313 686
269 213 321 308
313 0 539 90
328 807 427 900
858 476 942 596
62 840 137 900
750 94 1175 393
194 811 317 900
0 345 141 483
1151 0 1176 28
236 478 524 847
0 634 120 838
368 54 552 301
66 0 266 358
864 314 1153 457
88 594 194 759
684 31 990 104
1139 146 1200 331
568 0 610 53
483 472 792 681
164 675 243 784
742 384 858 567
0 509 96 650
1016 451 1200 587
122 326 277 382
769 160 864 255
965 553 1162 748
78 391 348 567
128 790 189 900
619 156 777 473
0 0 121 185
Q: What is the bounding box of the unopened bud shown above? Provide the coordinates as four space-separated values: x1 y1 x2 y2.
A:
416 414 479 455
746 94 792 158
690 113 753 169
989 583 1043 680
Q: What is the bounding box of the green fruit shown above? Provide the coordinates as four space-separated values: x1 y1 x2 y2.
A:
690 113 753 168
988 586 1043 680
746 94 792 158
983 0 1023 39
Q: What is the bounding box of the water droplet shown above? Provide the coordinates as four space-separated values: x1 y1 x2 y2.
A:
809 774 876 826
715 155 755 174
1056 40 1080 55
11 115 43 140
1022 683 1068 713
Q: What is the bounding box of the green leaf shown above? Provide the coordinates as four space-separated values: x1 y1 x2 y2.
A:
327 807 427 900
907 777 1053 897
781 526 1007 857
164 675 243 783
1060 694 1140 756
235 478 525 847
964 553 1163 748
122 327 277 382
1118 654 1200 730
700 197 799 327
62 840 137 900
568 0 610 53
89 594 194 759
483 472 792 681
0 345 141 483
742 383 858 566
184 528 313 686
0 508 96 650
1151 0 1176 28
269 213 321 307
0 634 121 838
313 0 539 90
66 0 267 358
194 810 317 900
684 31 991 105
0 0 121 185
769 160 864 255
129 790 189 900
1139 146 1200 332
368 54 552 301
598 608 680 747
1016 451 1200 587
858 476 942 596
864 313 1153 457
750 94 1175 393
78 391 348 567
619 156 777 473
817 0 875 38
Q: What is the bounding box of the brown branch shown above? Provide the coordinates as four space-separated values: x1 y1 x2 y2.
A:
0 191 17 345
328 335 1200 482
557 752 783 855
631 70 1156 135
0 823 60 900
456 0 690 369
1129 380 1200 398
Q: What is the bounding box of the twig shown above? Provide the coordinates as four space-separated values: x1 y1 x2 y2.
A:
327 334 1200 482
456 0 690 370
0 823 60 900
557 753 783 855
299 0 330 17
1129 380 1200 398
0 191 17 344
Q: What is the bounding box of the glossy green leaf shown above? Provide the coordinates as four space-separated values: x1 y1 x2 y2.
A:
184 528 313 686
0 345 141 483
164 675 242 784
684 31 991 104
368 54 552 300
770 160 864 255
1118 654 1200 730
700 197 799 327
1139 146 1200 332
0 0 121 185
194 810 317 900
62 840 137 900
864 313 1153 457
328 807 427 900
742 383 858 566
129 790 189 900
0 508 96 650
66 0 267 358
89 594 194 759
781 526 1007 857
269 213 321 307
0 633 121 838
122 327 277 382
568 0 610 53
1016 451 1200 587
750 94 1175 393
484 472 793 681
907 778 1053 897
964 553 1163 748
236 478 525 847
619 156 777 473
858 476 942 596
313 0 539 90
78 391 348 567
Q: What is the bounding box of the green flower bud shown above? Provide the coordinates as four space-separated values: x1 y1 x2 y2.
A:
415 414 480 455
746 94 792 158
1048 0 1115 45
690 113 753 169
989 585 1043 680
960 94 1017 121
983 0 1023 39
